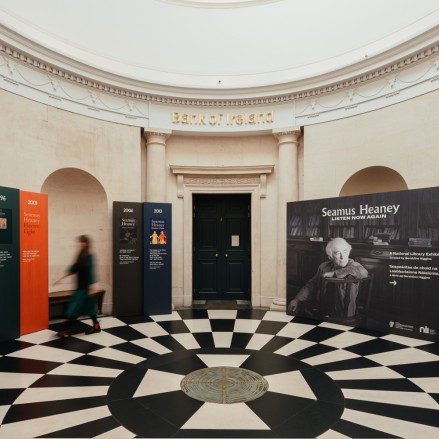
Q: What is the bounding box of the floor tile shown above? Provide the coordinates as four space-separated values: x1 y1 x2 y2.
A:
212 332 233 348
208 310 238 320
233 318 261 333
182 318 212 333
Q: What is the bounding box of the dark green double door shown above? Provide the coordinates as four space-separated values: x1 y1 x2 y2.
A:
193 194 251 301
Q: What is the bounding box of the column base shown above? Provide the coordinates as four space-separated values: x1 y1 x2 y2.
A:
270 297 286 312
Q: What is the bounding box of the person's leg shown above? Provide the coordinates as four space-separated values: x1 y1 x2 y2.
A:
57 319 75 337
85 314 101 334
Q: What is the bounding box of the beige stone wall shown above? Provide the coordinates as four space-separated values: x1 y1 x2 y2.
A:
0 89 142 313
165 134 279 308
303 89 439 200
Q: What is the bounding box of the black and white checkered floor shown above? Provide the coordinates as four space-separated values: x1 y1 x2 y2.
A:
1 308 439 438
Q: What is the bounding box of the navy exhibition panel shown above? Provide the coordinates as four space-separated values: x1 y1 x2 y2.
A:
0 186 20 342
112 201 144 316
143 202 172 316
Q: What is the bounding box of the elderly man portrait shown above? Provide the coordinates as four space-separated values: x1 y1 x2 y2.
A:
287 237 368 319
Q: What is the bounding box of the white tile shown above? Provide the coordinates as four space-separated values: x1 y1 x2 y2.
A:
47 363 121 378
183 319 211 333
172 333 201 350
181 402 270 430
14 386 108 404
133 369 184 398
274 339 315 356
380 333 433 347
327 366 404 381
318 429 351 438
0 405 112 438
321 331 375 349
265 371 316 399
212 332 233 348
0 405 9 425
130 322 169 337
18 329 60 344
94 425 137 438
234 319 261 333
208 310 237 319
366 347 439 366
88 347 145 364
7 345 82 363
131 337 171 355
305 349 360 366
319 321 352 331
73 331 127 347
342 388 439 409
276 322 315 339
410 377 439 393
245 333 273 350
342 407 439 439
262 311 293 322
96 316 127 329
151 311 181 322
0 372 43 389
197 354 250 368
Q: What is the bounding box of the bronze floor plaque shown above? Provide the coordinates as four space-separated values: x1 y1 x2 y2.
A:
180 366 269 404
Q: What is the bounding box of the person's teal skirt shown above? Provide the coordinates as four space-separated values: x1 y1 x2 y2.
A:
65 289 97 319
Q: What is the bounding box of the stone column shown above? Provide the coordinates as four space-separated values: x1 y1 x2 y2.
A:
271 128 301 311
143 130 171 202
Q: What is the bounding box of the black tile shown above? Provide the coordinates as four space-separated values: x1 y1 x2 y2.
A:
236 309 269 320
3 396 107 424
290 315 321 326
247 391 316 429
241 351 306 376
69 354 132 371
417 343 439 356
137 391 203 428
430 393 439 405
260 336 295 353
274 400 344 438
31 374 114 388
0 388 23 405
345 398 439 428
115 315 154 325
192 332 215 349
0 356 61 374
337 378 423 392
300 368 344 405
151 335 187 351
298 326 344 343
108 365 150 401
289 343 336 361
316 356 381 372
349 326 386 338
108 398 178 438
175 429 278 438
48 319 91 334
390 361 439 378
102 325 146 341
149 353 207 376
112 341 160 359
177 309 209 320
345 338 407 356
255 321 286 335
210 319 236 332
39 415 121 438
230 332 254 349
331 418 400 438
0 340 34 355
42 337 104 354
157 320 190 334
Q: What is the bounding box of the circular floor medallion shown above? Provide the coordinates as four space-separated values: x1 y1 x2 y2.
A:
180 366 268 404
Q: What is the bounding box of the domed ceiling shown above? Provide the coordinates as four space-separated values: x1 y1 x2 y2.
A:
0 0 439 95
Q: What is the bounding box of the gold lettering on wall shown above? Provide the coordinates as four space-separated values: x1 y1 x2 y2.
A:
172 112 274 126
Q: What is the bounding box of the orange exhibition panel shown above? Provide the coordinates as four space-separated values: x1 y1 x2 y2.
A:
20 191 48 335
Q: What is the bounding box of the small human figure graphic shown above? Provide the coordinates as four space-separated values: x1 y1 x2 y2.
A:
159 231 167 244
150 230 159 245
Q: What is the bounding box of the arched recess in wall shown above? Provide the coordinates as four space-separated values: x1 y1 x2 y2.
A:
339 166 408 196
41 168 109 292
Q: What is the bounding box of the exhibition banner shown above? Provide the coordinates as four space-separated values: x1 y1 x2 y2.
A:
286 186 439 342
112 202 144 316
0 186 20 343
143 202 172 315
20 191 48 335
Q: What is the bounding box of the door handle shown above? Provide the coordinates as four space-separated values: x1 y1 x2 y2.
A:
215 254 218 257
225 253 228 257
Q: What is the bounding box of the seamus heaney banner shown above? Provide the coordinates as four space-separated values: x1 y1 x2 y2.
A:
286 186 439 342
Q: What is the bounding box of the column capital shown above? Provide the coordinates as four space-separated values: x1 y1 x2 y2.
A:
143 129 172 144
272 127 302 144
